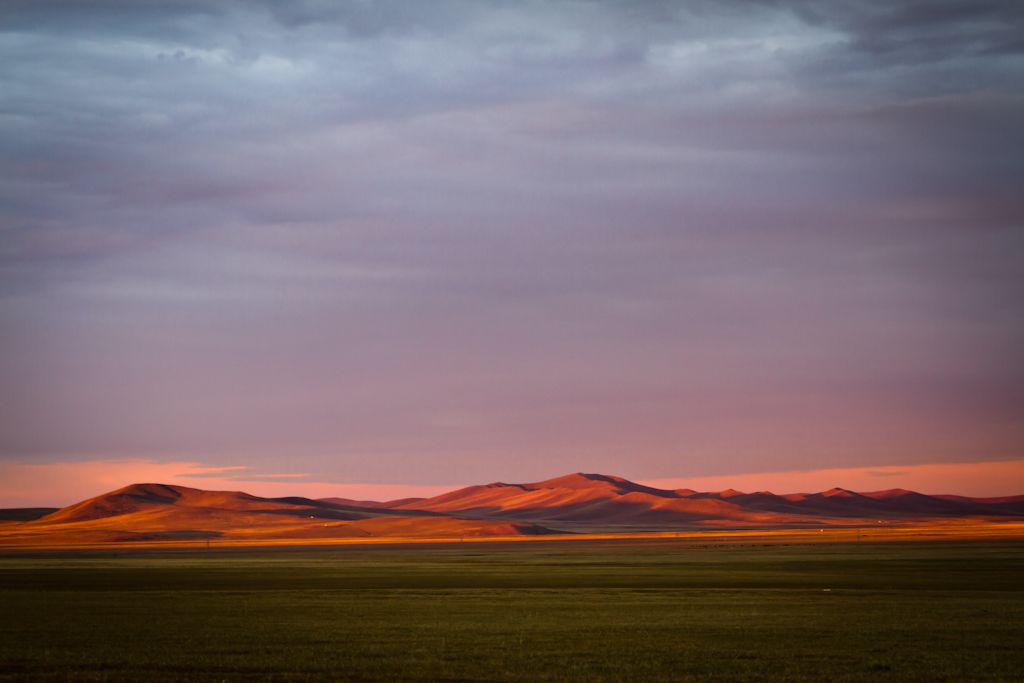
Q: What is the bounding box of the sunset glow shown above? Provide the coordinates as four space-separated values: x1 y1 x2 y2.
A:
0 457 1021 508
1 1 1021 513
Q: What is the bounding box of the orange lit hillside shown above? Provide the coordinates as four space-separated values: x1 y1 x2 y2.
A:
0 473 1021 550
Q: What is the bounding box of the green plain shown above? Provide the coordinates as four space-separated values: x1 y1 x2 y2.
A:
1 539 1021 681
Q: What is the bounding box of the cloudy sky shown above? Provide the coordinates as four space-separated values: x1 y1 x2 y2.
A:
1 0 1022 504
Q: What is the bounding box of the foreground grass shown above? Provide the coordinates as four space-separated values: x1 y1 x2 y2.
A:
0 539 1021 681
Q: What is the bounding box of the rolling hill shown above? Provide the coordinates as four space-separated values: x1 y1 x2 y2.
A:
0 483 556 548
0 473 1021 548
379 473 1024 528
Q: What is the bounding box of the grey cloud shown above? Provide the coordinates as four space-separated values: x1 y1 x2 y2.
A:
0 0 1021 483
793 0 1024 58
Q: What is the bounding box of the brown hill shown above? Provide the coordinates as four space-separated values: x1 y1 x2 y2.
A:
0 483 554 548
318 496 427 509
931 493 1024 514
0 508 59 522
390 472 1024 527
42 483 305 524
393 473 811 527
2 473 1021 549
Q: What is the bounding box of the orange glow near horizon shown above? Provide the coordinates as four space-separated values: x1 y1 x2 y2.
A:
0 459 457 508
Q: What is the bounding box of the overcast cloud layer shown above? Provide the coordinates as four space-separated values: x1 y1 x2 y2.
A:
1 0 1022 487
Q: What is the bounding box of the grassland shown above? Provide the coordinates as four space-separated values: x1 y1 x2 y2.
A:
1 538 1022 681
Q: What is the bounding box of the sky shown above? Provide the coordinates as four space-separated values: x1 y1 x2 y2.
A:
1 0 1022 505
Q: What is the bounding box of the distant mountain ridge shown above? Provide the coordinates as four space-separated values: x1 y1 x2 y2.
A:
1 473 1021 548
370 473 1024 526
0 483 557 547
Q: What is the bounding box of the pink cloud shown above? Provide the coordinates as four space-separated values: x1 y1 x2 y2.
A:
0 459 457 508
641 459 1024 497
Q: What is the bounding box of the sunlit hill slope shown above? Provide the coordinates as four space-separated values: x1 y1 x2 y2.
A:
1 473 1021 548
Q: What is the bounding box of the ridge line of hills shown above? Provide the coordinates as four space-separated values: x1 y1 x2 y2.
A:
1 472 1021 547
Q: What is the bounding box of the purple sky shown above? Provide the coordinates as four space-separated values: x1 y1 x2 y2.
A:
1 1 1022 496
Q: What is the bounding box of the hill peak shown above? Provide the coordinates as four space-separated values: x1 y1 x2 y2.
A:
111 483 194 500
531 472 630 489
526 472 680 498
821 487 859 498
860 488 916 499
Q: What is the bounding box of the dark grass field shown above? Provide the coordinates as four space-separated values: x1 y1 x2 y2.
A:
1 538 1022 681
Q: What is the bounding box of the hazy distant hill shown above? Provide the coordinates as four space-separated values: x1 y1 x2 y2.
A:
0 508 58 522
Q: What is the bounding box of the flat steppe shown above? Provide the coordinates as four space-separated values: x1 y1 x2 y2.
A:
1 535 1021 682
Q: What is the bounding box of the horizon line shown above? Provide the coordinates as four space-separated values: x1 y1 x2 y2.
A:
2 457 1023 508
